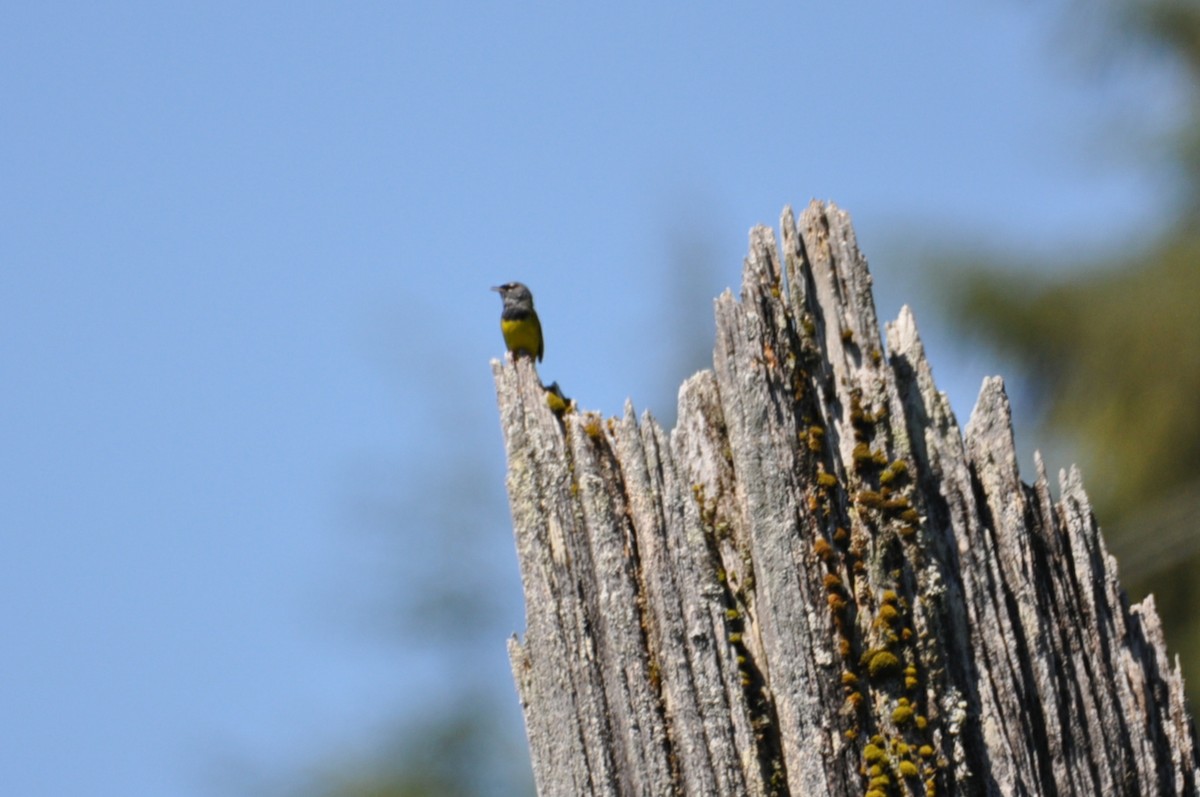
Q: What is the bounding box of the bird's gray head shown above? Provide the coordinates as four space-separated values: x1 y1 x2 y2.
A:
491 281 535 312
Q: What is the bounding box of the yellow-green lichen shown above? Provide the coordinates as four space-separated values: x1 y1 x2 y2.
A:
876 604 900 625
583 414 604 439
863 743 886 763
880 458 908 485
855 490 883 508
866 650 901 679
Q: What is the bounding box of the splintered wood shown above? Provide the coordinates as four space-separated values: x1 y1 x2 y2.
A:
494 201 1199 797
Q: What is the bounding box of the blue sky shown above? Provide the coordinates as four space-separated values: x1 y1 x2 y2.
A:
0 3 1177 796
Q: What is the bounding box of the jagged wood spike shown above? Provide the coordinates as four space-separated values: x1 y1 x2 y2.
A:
494 200 1199 796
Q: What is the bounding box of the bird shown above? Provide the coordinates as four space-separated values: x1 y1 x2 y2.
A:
543 381 573 415
491 281 544 362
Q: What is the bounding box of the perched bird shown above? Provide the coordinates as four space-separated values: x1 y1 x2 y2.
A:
491 281 544 362
543 381 573 415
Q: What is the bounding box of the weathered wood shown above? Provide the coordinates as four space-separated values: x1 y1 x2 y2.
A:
495 201 1199 796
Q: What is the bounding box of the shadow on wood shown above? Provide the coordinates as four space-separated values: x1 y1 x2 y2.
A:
493 201 1198 797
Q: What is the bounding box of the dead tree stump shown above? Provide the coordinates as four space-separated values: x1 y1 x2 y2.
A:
493 201 1198 796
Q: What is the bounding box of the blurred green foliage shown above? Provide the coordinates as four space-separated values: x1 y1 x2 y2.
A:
297 694 533 797
948 232 1200 521
942 0 1200 697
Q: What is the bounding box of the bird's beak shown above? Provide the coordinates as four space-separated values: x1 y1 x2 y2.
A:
490 285 502 293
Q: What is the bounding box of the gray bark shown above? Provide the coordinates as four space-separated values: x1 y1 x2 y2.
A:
494 201 1199 796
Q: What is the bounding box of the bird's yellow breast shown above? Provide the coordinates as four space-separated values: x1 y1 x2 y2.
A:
501 314 543 360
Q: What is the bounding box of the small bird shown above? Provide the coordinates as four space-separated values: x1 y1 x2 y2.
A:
543 381 573 415
492 281 544 362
